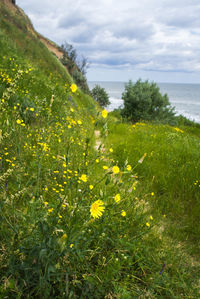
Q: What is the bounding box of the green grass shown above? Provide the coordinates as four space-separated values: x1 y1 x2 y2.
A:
105 121 200 248
0 1 200 298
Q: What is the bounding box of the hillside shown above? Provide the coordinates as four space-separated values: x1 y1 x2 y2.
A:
0 1 200 298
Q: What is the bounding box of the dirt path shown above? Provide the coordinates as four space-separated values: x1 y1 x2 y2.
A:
94 130 101 150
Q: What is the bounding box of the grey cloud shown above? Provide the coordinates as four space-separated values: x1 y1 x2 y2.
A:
162 7 200 28
71 30 96 44
113 23 155 41
59 14 86 28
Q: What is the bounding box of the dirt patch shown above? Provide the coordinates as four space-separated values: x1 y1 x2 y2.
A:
2 0 17 12
94 130 101 150
39 35 63 59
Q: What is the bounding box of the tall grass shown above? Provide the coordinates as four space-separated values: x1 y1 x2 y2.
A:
0 2 200 297
106 121 200 250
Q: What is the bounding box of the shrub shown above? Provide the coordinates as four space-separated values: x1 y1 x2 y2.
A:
121 79 175 123
91 85 110 108
72 69 89 93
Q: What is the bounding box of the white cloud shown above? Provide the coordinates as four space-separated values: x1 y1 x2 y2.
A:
17 0 200 82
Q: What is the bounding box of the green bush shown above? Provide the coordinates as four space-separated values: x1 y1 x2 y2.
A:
91 85 110 108
121 79 175 123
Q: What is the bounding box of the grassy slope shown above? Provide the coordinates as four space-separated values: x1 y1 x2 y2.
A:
106 121 200 244
0 1 200 298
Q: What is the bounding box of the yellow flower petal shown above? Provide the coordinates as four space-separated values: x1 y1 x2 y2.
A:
114 194 121 203
102 109 108 118
90 200 105 219
70 84 77 93
121 210 126 217
112 166 120 174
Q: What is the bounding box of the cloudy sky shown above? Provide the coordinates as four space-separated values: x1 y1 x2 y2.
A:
17 0 200 83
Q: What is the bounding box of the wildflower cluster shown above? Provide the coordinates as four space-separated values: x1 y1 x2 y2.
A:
0 56 154 298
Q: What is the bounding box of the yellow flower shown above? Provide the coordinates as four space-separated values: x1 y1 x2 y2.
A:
112 166 120 174
102 109 108 118
174 127 184 133
30 107 34 111
89 185 94 190
150 215 153 220
146 222 150 227
79 174 87 182
103 165 108 170
114 194 121 203
109 148 113 152
96 159 99 163
70 83 77 93
16 119 21 124
121 210 126 217
70 243 74 248
151 192 155 196
90 200 105 219
127 165 132 171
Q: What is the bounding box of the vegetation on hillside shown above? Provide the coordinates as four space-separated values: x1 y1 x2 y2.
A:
59 42 90 93
121 79 175 123
91 85 110 108
0 1 200 298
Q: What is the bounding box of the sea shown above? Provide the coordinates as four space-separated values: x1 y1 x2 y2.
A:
88 81 200 123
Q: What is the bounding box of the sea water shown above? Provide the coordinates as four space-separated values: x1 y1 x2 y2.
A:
88 81 200 123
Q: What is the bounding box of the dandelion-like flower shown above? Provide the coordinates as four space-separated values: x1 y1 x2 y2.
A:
114 194 121 203
79 174 87 182
127 165 132 171
112 166 120 174
102 109 108 118
121 210 126 217
70 83 77 93
90 200 105 219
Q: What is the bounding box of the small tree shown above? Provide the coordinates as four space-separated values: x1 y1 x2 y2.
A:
91 85 110 108
121 79 175 123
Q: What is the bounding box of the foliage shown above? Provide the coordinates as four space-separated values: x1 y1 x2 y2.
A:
106 121 200 250
91 84 110 108
60 42 90 93
0 2 199 298
121 79 175 123
0 57 155 298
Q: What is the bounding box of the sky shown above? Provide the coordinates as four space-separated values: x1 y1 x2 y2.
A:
17 0 200 83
